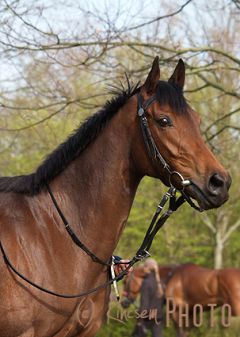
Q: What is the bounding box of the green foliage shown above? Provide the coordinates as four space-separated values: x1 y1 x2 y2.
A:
0 22 239 336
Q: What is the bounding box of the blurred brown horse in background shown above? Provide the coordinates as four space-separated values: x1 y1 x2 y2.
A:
122 263 240 337
165 263 240 337
0 57 231 337
121 264 176 308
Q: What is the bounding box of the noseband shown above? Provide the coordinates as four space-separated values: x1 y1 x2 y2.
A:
0 91 203 299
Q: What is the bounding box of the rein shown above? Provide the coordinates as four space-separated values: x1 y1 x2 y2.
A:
0 92 203 299
47 184 110 267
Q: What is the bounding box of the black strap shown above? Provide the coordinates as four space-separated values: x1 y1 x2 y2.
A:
138 93 172 173
47 184 110 267
136 188 186 258
0 240 133 298
181 192 200 210
145 195 186 251
136 187 173 255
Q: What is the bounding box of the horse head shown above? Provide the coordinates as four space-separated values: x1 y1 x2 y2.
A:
130 57 231 210
121 268 145 308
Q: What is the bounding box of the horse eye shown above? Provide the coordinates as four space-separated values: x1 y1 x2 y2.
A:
157 116 172 128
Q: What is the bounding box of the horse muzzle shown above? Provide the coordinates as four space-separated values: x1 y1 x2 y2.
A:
185 172 231 210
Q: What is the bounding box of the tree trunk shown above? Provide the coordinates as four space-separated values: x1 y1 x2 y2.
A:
214 232 223 269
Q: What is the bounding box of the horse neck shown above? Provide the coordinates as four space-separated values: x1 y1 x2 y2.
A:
159 265 176 283
51 102 142 261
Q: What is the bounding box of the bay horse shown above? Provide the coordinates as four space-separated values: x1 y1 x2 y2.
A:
0 57 231 337
122 264 240 337
121 264 176 308
165 263 240 337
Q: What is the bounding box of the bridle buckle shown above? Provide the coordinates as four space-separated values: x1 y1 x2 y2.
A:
138 107 144 116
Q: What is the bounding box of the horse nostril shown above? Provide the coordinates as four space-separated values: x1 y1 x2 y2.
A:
208 173 225 195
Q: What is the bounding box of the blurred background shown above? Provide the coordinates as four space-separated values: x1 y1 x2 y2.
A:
0 0 239 335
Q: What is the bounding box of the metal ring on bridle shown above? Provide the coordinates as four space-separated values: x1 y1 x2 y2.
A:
169 171 191 191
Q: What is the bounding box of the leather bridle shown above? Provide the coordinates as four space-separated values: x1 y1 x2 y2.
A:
137 92 202 211
0 91 204 299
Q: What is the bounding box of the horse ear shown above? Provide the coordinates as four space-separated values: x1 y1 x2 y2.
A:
168 59 185 89
142 56 160 95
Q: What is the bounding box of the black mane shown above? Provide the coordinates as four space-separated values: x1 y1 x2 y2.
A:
0 80 187 195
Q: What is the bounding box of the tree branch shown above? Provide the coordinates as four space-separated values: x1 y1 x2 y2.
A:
204 106 240 134
207 125 240 142
222 219 240 244
201 213 216 233
125 0 193 32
